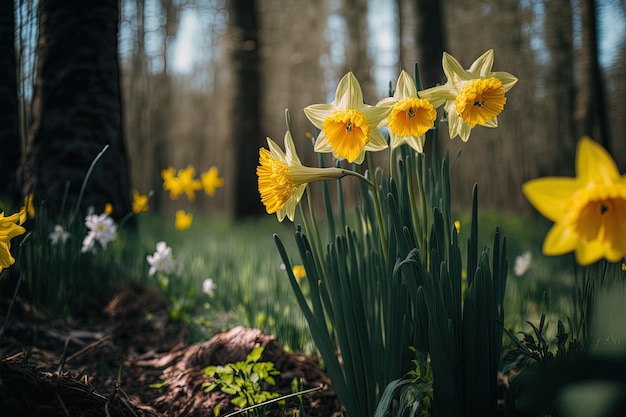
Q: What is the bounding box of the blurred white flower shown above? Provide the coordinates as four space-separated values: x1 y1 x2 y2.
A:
514 251 532 276
147 241 175 276
202 278 216 296
49 225 70 246
81 213 117 253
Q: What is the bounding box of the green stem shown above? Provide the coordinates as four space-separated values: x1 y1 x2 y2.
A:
406 150 423 254
71 144 110 224
303 187 324 267
416 154 429 269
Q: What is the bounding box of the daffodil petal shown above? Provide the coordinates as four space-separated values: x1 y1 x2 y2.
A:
492 71 519 91
395 70 417 98
365 129 389 151
575 240 606 266
576 137 620 183
351 150 367 165
283 131 301 166
267 137 287 164
313 133 333 153
458 122 473 142
482 117 498 128
376 97 396 107
468 49 494 77
304 104 334 129
362 105 392 126
393 134 426 153
419 85 456 107
543 221 578 256
522 177 580 221
335 72 364 109
442 52 468 84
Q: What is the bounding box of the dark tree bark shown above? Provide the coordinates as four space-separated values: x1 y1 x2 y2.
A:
544 0 576 175
0 0 22 204
414 0 446 89
21 0 134 223
228 0 264 218
576 0 611 151
414 0 446 160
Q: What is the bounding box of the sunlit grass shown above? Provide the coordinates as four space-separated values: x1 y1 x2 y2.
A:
15 204 579 357
134 212 315 352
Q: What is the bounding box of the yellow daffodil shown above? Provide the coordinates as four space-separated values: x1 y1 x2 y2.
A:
177 166 202 201
523 137 626 266
24 193 35 218
377 70 436 153
162 167 183 200
175 209 193 231
132 189 149 214
292 265 307 279
304 72 391 164
162 166 202 201
419 49 518 142
201 167 225 196
257 131 345 222
0 207 26 272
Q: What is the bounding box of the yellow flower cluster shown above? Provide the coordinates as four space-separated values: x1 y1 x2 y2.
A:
161 165 225 230
0 207 26 272
258 50 518 222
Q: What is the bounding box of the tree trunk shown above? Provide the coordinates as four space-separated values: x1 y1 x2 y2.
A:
414 0 447 161
0 0 22 204
227 0 264 218
543 0 576 175
414 0 447 89
575 0 611 151
21 0 134 224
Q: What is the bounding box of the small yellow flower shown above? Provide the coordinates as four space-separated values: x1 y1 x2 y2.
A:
454 220 461 234
304 72 391 164
162 167 183 199
292 265 306 279
132 190 149 214
162 166 202 201
257 131 345 222
175 209 193 231
104 203 113 216
523 137 626 265
0 207 27 272
419 50 518 142
24 193 35 219
177 166 203 201
377 70 436 153
201 167 225 196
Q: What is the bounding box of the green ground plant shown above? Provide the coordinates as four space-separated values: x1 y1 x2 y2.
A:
202 346 280 415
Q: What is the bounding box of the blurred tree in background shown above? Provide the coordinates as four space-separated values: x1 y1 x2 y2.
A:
0 0 21 205
19 0 134 223
9 0 626 218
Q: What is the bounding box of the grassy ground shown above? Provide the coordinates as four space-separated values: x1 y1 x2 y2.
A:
132 208 580 355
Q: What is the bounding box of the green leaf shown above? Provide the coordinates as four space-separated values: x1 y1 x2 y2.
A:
247 346 264 363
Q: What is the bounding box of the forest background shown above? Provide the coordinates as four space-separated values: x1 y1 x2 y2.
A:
2 0 625 221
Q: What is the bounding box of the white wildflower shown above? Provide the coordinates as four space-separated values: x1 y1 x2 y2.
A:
49 224 70 246
147 241 176 276
81 213 117 253
202 278 216 297
514 251 532 277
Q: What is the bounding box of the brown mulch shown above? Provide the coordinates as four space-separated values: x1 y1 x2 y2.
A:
0 283 342 417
